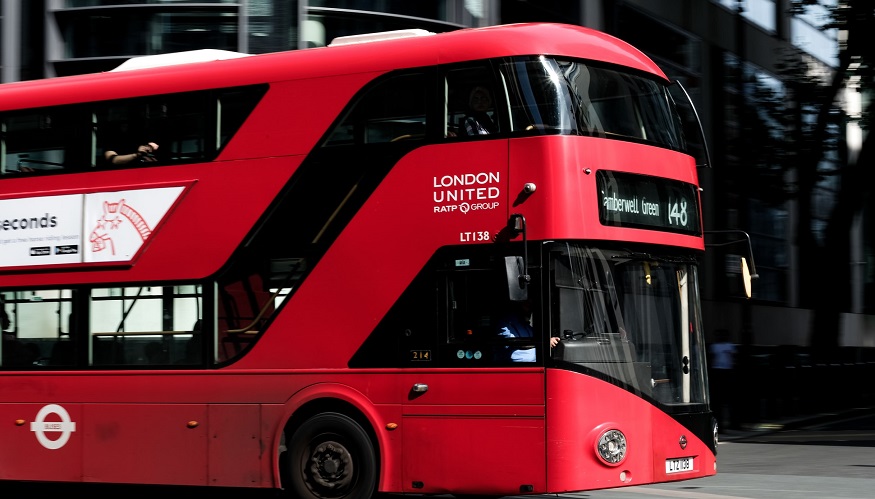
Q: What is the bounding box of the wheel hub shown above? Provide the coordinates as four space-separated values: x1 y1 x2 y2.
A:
308 441 354 491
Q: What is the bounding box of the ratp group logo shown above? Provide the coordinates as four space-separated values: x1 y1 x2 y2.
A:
432 171 501 214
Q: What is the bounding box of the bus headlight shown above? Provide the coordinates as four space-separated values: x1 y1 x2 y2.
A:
595 429 627 465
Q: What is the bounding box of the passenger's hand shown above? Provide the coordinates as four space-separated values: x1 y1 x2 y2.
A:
138 142 159 162
550 336 560 348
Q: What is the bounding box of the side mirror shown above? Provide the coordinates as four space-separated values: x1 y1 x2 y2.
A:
741 257 752 299
505 256 528 302
506 213 531 297
704 230 759 300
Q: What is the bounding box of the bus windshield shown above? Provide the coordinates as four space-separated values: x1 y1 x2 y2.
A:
550 243 707 412
504 57 686 151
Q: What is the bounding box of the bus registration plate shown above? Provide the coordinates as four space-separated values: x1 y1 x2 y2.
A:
665 457 693 474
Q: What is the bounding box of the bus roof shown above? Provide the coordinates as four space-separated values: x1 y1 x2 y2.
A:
0 23 667 111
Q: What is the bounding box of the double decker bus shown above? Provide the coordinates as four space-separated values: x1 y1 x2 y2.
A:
0 23 715 498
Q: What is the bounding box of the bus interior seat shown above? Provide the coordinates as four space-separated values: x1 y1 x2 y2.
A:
218 275 273 360
179 320 203 364
144 341 170 364
49 340 75 366
92 337 126 365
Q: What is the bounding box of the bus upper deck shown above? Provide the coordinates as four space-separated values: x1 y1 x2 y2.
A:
0 23 700 287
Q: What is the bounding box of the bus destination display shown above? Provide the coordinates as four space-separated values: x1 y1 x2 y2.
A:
597 170 700 235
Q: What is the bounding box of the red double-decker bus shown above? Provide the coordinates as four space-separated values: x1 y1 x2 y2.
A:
0 23 715 498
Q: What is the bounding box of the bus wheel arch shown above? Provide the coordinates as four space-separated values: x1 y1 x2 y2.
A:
280 399 380 499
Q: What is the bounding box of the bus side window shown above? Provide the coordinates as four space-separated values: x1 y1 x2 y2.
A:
436 251 540 366
444 268 501 344
216 274 275 362
88 285 203 367
0 105 100 176
97 100 164 167
0 290 74 368
444 65 502 138
2 112 66 174
216 258 301 364
323 72 427 146
93 85 265 168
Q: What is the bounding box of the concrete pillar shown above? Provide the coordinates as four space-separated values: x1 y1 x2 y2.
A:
1 0 21 83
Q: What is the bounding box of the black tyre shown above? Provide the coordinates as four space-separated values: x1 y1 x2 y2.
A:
286 412 377 499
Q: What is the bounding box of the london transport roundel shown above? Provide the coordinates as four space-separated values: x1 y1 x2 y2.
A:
30 404 77 450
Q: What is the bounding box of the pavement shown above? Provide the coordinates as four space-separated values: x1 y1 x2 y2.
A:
718 405 874 442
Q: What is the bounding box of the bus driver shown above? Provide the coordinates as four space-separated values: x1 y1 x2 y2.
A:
497 299 560 362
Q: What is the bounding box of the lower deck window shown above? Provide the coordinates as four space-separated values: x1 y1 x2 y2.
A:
0 286 203 368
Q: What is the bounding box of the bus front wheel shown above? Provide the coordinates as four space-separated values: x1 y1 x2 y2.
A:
287 412 377 499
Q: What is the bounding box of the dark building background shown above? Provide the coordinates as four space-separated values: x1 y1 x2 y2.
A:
1 0 873 421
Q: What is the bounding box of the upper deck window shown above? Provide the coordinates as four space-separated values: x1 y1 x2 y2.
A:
0 84 266 177
1 110 88 173
324 73 427 146
444 66 503 138
502 57 686 152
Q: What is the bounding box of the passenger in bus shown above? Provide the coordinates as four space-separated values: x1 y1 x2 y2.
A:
496 299 559 362
1 302 39 367
1 304 11 342
104 141 160 166
463 86 498 135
